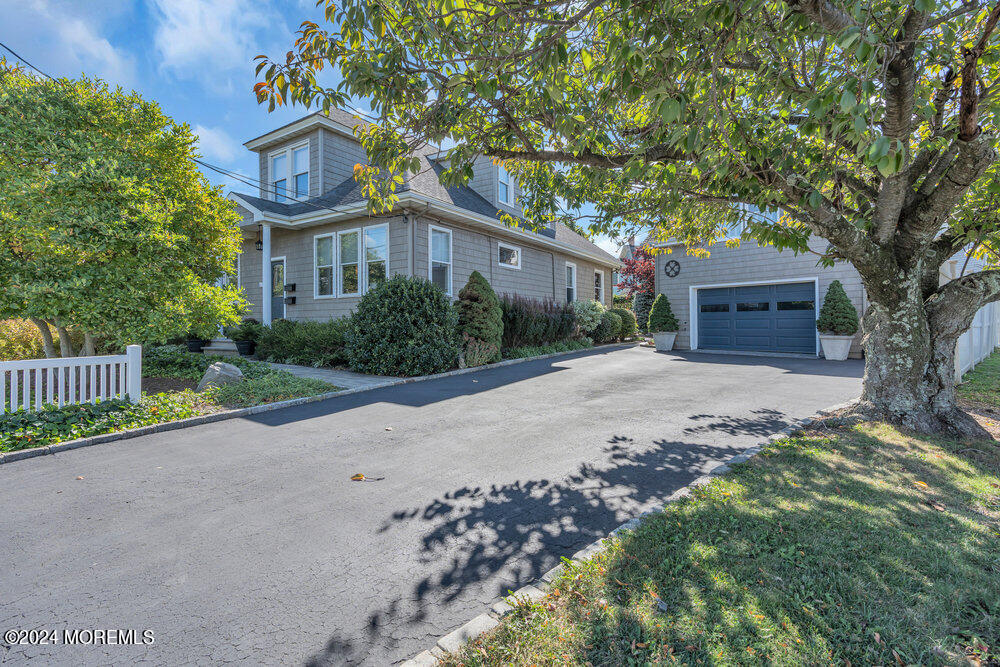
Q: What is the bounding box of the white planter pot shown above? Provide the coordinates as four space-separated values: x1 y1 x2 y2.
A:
652 331 677 351
819 334 854 361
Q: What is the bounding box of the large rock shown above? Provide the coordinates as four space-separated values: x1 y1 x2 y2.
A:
196 362 244 392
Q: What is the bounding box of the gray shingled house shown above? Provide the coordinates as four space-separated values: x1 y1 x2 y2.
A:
226 110 620 328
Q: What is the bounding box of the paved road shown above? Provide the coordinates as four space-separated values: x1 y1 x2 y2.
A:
0 347 862 665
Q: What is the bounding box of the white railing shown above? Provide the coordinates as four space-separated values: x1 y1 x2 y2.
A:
956 302 1000 380
0 345 142 415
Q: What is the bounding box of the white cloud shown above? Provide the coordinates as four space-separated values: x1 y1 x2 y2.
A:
151 0 286 88
193 124 239 163
594 235 622 256
3 0 135 86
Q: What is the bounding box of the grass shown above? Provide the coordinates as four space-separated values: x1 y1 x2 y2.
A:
443 364 1000 666
211 370 336 407
958 352 1000 410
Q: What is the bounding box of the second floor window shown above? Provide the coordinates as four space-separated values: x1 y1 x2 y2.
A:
270 142 309 202
498 165 511 205
271 153 287 203
292 145 308 197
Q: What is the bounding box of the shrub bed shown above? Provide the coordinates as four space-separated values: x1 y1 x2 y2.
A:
256 318 350 367
502 338 593 360
144 344 271 380
211 370 334 408
592 310 623 343
609 307 637 338
500 295 575 348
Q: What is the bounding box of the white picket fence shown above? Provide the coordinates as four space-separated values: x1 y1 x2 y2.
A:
956 302 1000 380
0 345 142 415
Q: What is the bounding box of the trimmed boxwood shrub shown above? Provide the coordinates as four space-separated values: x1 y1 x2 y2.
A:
256 318 350 367
593 310 623 343
346 275 460 376
500 295 575 348
816 280 859 335
633 292 655 332
609 307 637 338
648 294 680 332
456 271 502 366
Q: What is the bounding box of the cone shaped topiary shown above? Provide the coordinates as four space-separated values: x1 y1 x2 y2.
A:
816 280 859 336
647 293 679 332
456 270 502 364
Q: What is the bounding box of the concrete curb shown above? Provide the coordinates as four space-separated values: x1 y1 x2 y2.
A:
400 396 861 665
0 343 637 466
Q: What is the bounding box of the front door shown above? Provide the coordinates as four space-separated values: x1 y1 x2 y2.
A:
271 259 285 320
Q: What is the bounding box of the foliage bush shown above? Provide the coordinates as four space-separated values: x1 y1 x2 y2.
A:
346 275 460 376
456 271 502 366
212 370 334 407
503 338 593 360
0 392 206 452
593 310 623 343
143 344 271 380
633 292 655 332
224 318 265 343
499 295 576 348
609 307 637 338
571 299 606 335
612 294 631 308
256 318 350 367
0 319 45 360
816 280 859 336
648 293 680 332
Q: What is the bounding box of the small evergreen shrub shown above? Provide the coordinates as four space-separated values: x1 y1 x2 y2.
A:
648 294 680 332
571 299 606 335
609 307 637 338
499 295 575 348
346 275 460 376
816 280 859 335
256 318 350 367
633 292 655 332
456 271 502 365
593 310 623 343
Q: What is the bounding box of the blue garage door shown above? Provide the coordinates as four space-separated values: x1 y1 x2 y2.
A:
697 282 816 354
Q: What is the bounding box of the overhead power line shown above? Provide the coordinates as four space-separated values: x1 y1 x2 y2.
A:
0 41 56 80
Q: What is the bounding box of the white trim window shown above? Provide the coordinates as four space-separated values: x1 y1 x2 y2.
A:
269 141 309 202
364 224 389 290
497 165 512 205
565 262 577 302
594 270 604 303
497 241 521 269
314 233 335 298
338 228 361 296
428 225 453 295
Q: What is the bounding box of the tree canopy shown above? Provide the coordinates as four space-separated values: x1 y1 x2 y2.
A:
0 64 245 355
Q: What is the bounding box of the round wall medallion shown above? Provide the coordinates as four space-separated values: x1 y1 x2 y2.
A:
664 260 681 278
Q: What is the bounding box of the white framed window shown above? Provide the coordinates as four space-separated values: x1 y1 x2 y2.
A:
314 233 335 298
497 241 521 270
594 270 604 302
497 165 512 205
565 262 577 302
428 224 453 296
269 140 309 202
364 224 389 290
338 228 361 296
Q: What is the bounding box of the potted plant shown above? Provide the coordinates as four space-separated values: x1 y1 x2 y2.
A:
185 330 210 353
647 293 679 351
224 318 263 356
816 280 859 361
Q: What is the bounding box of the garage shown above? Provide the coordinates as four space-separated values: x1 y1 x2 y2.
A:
696 281 817 354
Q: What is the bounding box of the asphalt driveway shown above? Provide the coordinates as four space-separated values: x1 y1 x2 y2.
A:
0 346 862 665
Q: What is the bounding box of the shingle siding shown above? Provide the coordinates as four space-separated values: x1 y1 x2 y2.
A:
654 239 865 357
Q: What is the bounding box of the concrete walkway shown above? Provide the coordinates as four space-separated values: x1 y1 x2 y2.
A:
269 362 401 390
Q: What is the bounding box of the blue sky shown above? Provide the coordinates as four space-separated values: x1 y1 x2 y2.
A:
2 0 622 256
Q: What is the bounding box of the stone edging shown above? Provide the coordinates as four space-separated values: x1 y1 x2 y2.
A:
0 343 636 466
401 397 861 666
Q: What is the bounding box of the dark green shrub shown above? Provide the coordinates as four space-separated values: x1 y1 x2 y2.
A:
256 318 350 367
648 294 679 332
224 318 264 342
609 307 637 338
503 338 593 359
213 370 335 407
816 280 859 335
456 271 502 365
633 292 655 332
144 344 271 380
499 295 575 348
346 275 460 376
593 310 623 343
613 294 631 308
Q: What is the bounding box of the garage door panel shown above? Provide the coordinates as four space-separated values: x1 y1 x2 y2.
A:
697 281 816 354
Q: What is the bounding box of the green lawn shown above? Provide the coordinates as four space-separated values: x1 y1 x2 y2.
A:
958 352 1000 410
444 361 1000 666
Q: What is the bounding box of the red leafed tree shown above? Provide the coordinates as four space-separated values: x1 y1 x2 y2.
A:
616 246 655 296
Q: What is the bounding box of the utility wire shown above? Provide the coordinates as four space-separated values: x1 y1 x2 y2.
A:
0 41 56 80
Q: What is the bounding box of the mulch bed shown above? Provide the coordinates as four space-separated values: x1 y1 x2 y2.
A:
142 376 198 394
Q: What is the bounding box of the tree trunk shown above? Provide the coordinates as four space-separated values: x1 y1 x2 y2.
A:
55 325 75 358
854 276 990 440
81 333 96 357
29 317 57 358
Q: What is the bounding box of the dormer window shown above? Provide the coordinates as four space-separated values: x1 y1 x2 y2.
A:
498 165 512 205
269 141 310 203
